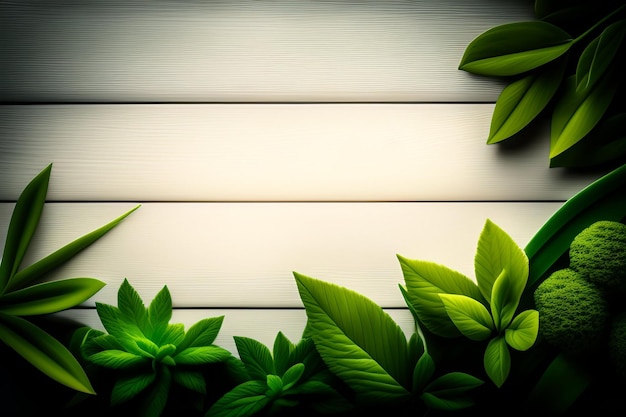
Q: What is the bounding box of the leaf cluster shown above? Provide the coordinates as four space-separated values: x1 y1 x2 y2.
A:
0 164 139 395
77 278 233 417
459 0 626 168
206 332 352 417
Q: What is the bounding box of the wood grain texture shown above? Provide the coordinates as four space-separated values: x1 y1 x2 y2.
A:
1 202 562 308
0 104 602 202
0 0 534 102
54 308 416 356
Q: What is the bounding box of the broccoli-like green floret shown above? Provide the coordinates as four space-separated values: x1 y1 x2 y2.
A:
569 220 626 295
609 312 626 380
534 268 610 356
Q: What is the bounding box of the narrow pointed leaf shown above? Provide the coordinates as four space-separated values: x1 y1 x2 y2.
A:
439 294 493 341
475 219 528 304
294 272 411 404
398 255 484 338
459 21 573 76
550 73 618 158
6 205 140 292
177 316 224 351
504 309 539 351
273 331 294 376
491 268 526 331
483 337 510 388
0 164 51 290
0 311 95 394
576 19 626 91
235 336 276 379
0 278 104 316
487 60 566 143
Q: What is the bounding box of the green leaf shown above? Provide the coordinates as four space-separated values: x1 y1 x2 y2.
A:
412 352 435 393
439 294 494 341
87 349 148 369
173 345 231 365
294 272 411 404
483 336 510 388
576 19 626 91
0 311 95 394
398 255 484 338
147 285 172 341
281 363 305 391
266 374 283 397
459 21 573 76
273 331 295 376
172 370 206 394
487 60 566 144
205 380 270 417
474 219 528 305
177 316 224 351
289 380 354 414
550 73 619 158
95 302 144 341
235 336 276 379
421 372 484 411
117 278 147 329
504 309 539 351
525 164 626 289
159 323 185 346
0 278 105 316
6 204 140 292
111 372 156 405
490 267 527 331
0 164 51 291
140 367 171 417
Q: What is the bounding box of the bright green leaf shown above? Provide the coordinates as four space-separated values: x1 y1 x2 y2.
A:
487 60 566 144
576 19 626 91
235 336 276 379
87 349 147 369
159 323 185 347
205 380 270 417
294 272 411 404
491 268 524 331
504 309 539 351
0 278 105 316
550 73 619 158
459 21 573 76
117 278 147 329
147 285 172 341
475 219 528 304
412 352 435 393
266 374 283 397
398 255 484 338
95 302 143 341
173 345 231 365
0 164 51 291
483 337 510 388
273 331 295 376
282 363 305 391
0 311 95 394
439 294 494 341
6 204 140 293
177 316 224 351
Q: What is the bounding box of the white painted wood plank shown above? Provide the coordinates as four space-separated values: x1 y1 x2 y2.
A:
53 308 416 357
0 202 562 308
0 104 602 201
0 0 533 102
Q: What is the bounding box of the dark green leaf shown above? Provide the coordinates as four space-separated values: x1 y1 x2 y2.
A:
412 352 435 393
459 21 572 76
421 372 484 410
550 73 619 158
0 311 95 394
235 336 276 379
294 272 411 404
0 278 104 316
111 372 156 406
172 370 206 394
0 164 51 291
576 19 626 91
205 380 270 417
6 204 140 292
273 331 295 376
140 366 171 417
487 60 566 143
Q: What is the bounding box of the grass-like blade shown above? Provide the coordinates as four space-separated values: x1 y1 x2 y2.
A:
524 163 626 290
0 311 95 394
459 21 572 76
5 204 141 292
0 278 105 316
0 164 51 292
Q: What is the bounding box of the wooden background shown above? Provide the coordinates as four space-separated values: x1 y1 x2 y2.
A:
0 0 605 355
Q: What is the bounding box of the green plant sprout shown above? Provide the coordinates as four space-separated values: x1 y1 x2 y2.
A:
206 331 352 417
294 272 484 414
77 279 233 417
459 0 626 168
0 163 139 394
398 219 539 388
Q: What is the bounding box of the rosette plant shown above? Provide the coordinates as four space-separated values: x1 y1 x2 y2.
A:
0 163 139 394
206 332 353 417
459 0 626 168
77 279 233 417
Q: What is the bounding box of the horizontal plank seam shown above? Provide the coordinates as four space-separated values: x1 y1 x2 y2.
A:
0 100 497 106
0 200 569 204
69 306 411 311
